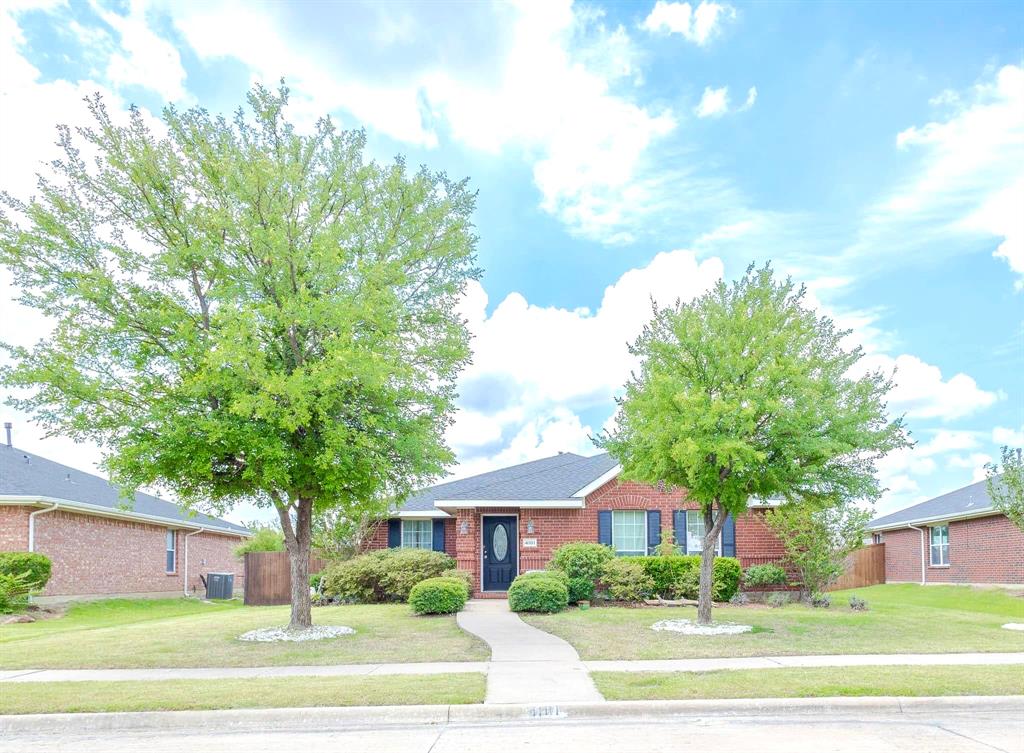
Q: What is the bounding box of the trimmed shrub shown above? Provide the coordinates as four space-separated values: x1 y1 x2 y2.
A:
0 552 52 591
743 563 788 588
549 542 614 582
729 591 750 606
767 591 790 608
440 568 474 591
409 577 469 615
321 548 455 603
675 567 700 600
810 593 831 608
712 557 742 602
0 572 31 614
508 571 569 613
600 558 654 602
848 595 869 611
567 576 594 603
628 555 698 597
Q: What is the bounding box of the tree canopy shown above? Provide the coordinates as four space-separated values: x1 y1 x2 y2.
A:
598 264 908 622
0 84 479 626
986 446 1024 531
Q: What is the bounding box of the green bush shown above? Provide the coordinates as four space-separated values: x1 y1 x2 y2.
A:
548 542 614 582
0 552 52 591
309 572 325 590
440 568 474 591
233 527 285 557
600 558 654 602
507 571 569 613
744 563 788 587
408 577 469 615
567 576 594 602
712 557 742 602
628 555 698 597
675 567 701 599
0 572 31 614
321 548 455 603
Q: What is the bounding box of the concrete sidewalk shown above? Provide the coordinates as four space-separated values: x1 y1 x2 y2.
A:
455 599 603 704
3 652 1023 684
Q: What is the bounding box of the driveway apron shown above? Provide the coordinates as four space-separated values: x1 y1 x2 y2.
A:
456 599 604 705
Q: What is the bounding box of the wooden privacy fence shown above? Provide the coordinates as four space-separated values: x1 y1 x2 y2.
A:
244 551 329 606
830 543 885 591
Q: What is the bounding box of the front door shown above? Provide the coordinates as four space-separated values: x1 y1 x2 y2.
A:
481 516 517 592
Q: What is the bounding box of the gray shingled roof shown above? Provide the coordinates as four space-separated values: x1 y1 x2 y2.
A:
868 477 997 530
0 446 250 535
396 452 619 512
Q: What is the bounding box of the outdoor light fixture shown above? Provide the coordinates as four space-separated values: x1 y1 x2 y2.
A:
459 520 469 535
526 519 535 534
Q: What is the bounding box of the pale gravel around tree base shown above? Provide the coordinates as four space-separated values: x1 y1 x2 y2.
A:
651 619 753 636
1002 623 1024 631
237 626 355 642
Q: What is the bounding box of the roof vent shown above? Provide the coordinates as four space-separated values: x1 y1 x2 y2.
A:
3 422 10 448
22 454 30 464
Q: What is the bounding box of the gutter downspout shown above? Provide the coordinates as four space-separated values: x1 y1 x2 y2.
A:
183 528 205 597
908 524 926 585
28 502 59 553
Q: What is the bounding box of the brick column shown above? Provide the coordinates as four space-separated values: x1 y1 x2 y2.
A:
454 509 480 594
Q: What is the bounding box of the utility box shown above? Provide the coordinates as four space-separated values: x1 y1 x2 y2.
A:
205 572 234 600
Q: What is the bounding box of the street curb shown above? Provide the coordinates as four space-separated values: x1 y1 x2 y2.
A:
2 696 1022 734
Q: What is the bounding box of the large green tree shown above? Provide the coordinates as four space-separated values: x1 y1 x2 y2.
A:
0 84 479 628
598 264 908 624
986 446 1024 531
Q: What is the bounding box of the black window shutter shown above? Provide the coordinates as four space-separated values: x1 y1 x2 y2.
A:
673 510 687 554
387 519 401 548
721 513 736 557
647 510 661 555
432 519 446 553
598 510 612 547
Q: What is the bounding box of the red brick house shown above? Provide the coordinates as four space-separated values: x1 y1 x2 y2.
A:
364 451 787 597
867 477 1024 587
1 439 249 602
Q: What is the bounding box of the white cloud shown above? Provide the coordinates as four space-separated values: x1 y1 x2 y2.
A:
166 0 677 242
641 1 735 45
858 354 1000 421
93 0 189 103
695 86 729 118
948 452 993 482
740 85 757 110
993 425 1024 447
845 64 1024 287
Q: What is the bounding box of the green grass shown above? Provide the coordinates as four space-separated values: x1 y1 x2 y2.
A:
593 665 1024 701
521 584 1024 661
0 598 489 669
0 674 486 714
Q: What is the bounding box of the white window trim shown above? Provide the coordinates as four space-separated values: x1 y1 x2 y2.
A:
165 529 176 574
929 524 950 567
611 510 648 557
401 519 434 550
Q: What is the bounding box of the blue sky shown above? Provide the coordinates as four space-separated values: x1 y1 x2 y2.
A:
0 0 1021 524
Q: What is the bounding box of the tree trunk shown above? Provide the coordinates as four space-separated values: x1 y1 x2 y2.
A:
696 503 728 625
277 497 313 629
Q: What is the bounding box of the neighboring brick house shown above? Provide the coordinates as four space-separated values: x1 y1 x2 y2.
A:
867 477 1024 587
0 438 250 602
364 451 788 597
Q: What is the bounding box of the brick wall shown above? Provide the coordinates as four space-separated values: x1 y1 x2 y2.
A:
366 478 790 596
881 514 1024 585
361 518 457 557
0 504 245 598
0 505 30 550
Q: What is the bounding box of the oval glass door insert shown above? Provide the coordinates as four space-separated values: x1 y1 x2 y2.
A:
492 524 508 561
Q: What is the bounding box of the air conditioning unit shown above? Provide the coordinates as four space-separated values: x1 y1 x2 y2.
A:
205 572 234 600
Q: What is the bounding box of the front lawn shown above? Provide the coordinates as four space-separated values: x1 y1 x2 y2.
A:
0 674 486 714
0 598 489 669
521 584 1024 660
593 664 1024 701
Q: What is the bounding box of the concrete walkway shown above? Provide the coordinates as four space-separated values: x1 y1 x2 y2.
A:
455 599 604 704
4 652 1023 685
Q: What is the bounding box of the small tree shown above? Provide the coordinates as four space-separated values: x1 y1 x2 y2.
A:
598 264 908 624
986 446 1024 531
764 499 870 598
0 84 478 628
